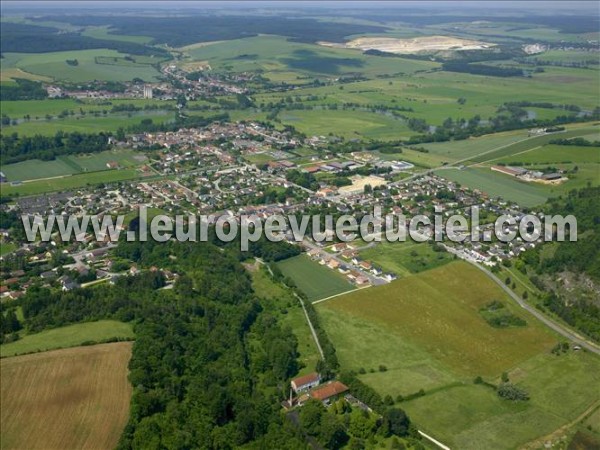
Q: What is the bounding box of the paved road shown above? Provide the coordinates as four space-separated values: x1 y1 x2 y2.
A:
450 250 600 356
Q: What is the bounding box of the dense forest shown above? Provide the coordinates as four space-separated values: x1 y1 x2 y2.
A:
0 131 110 164
0 22 169 57
441 62 524 77
29 15 385 46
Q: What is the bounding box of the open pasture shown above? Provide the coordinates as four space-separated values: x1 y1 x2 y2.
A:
319 261 555 377
434 167 552 207
278 109 413 140
417 129 531 164
0 342 133 450
183 35 438 78
0 320 134 358
317 261 600 449
1 98 174 118
496 144 600 166
1 168 143 197
1 158 77 182
402 351 600 450
1 150 147 182
5 112 173 136
255 63 598 131
276 254 355 302
70 149 147 172
359 241 453 277
3 49 161 82
469 125 600 164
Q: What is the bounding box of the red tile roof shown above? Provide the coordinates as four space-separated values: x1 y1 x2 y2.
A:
310 381 349 401
291 372 320 388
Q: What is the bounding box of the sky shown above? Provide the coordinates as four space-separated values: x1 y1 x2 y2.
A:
1 1 597 10
1 0 598 18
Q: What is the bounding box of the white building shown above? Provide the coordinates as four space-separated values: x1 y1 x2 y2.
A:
143 85 153 99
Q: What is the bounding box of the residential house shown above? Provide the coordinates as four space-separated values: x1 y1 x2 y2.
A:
291 372 321 393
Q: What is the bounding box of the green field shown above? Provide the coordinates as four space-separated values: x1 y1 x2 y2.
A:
277 254 355 302
418 130 532 164
525 49 600 64
2 49 161 82
496 144 600 165
4 112 174 136
1 150 147 182
278 109 413 140
184 35 438 79
1 168 144 197
435 167 551 207
469 126 600 164
317 261 600 449
0 98 175 118
0 320 134 357
0 158 78 181
0 242 17 256
360 241 453 277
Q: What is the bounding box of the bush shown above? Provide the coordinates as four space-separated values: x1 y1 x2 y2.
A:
497 383 529 401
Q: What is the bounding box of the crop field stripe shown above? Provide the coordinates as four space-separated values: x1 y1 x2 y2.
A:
56 155 84 173
277 254 355 302
0 342 132 450
469 127 599 164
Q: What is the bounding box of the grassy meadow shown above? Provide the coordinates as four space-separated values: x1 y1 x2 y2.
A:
434 167 551 207
277 254 355 302
1 168 144 197
2 49 161 82
3 112 175 136
1 149 146 182
0 320 134 358
359 241 453 277
183 35 438 78
317 261 600 449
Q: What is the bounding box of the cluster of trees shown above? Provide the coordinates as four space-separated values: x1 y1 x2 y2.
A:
126 113 229 134
0 78 48 101
298 386 414 448
441 62 524 77
0 131 110 164
497 383 530 401
503 101 581 112
285 169 319 191
550 137 600 147
0 309 22 343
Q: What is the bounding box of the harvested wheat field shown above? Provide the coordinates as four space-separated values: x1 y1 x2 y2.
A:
0 342 132 450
